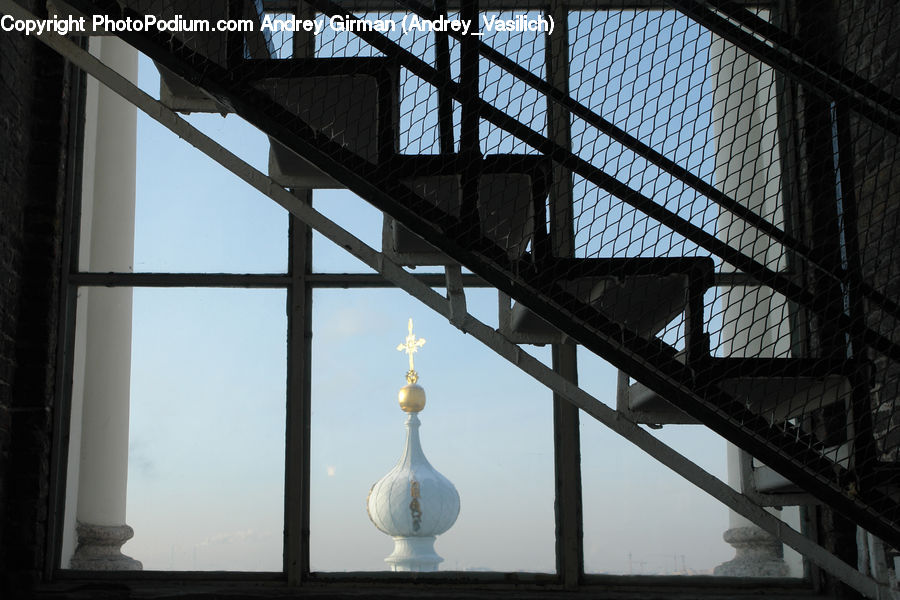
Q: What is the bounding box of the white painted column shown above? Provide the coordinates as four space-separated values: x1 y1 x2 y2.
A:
66 36 141 570
710 27 791 577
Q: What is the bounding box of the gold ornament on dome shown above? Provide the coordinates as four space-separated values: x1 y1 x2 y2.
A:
396 318 426 384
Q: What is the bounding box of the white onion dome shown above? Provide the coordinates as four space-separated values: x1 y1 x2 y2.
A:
366 411 460 538
366 320 460 571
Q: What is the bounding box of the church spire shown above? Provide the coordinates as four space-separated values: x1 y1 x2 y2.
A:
366 319 460 571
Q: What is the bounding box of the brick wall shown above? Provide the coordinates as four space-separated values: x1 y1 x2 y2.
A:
0 1 72 595
834 0 900 463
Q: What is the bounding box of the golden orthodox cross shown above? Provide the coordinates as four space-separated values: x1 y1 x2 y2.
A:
396 318 426 383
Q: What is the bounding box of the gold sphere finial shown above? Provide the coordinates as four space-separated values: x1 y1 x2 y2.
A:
396 318 426 385
398 383 426 413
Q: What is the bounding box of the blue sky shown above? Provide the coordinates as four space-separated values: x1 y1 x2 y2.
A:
113 9 801 575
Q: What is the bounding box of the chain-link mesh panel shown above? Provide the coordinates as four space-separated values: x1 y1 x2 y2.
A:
62 0 900 547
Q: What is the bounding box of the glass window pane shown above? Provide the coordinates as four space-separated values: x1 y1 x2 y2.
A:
310 289 555 572
124 56 289 274
578 350 803 576
312 190 381 274
126 288 286 570
62 287 287 571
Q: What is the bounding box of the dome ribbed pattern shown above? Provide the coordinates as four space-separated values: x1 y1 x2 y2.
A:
367 413 459 539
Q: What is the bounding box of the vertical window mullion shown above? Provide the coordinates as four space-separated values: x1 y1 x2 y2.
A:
546 3 584 588
285 196 314 584
285 8 317 583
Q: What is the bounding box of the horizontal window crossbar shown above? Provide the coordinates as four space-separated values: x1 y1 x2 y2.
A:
70 271 492 288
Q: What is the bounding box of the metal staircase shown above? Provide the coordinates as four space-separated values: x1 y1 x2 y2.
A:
26 0 900 589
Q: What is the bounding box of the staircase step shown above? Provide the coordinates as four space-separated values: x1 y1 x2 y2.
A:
753 464 805 495
153 0 272 112
626 358 853 426
503 257 712 346
51 0 274 111
383 154 550 266
157 65 232 114
99 0 274 111
508 272 693 343
619 359 700 425
717 375 852 423
749 442 852 503
254 58 399 188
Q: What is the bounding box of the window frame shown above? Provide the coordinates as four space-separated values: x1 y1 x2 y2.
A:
42 0 816 595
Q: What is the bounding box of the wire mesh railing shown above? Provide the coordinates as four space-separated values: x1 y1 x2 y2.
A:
57 0 900 549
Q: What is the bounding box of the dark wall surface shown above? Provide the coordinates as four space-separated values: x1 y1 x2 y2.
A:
0 1 72 595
